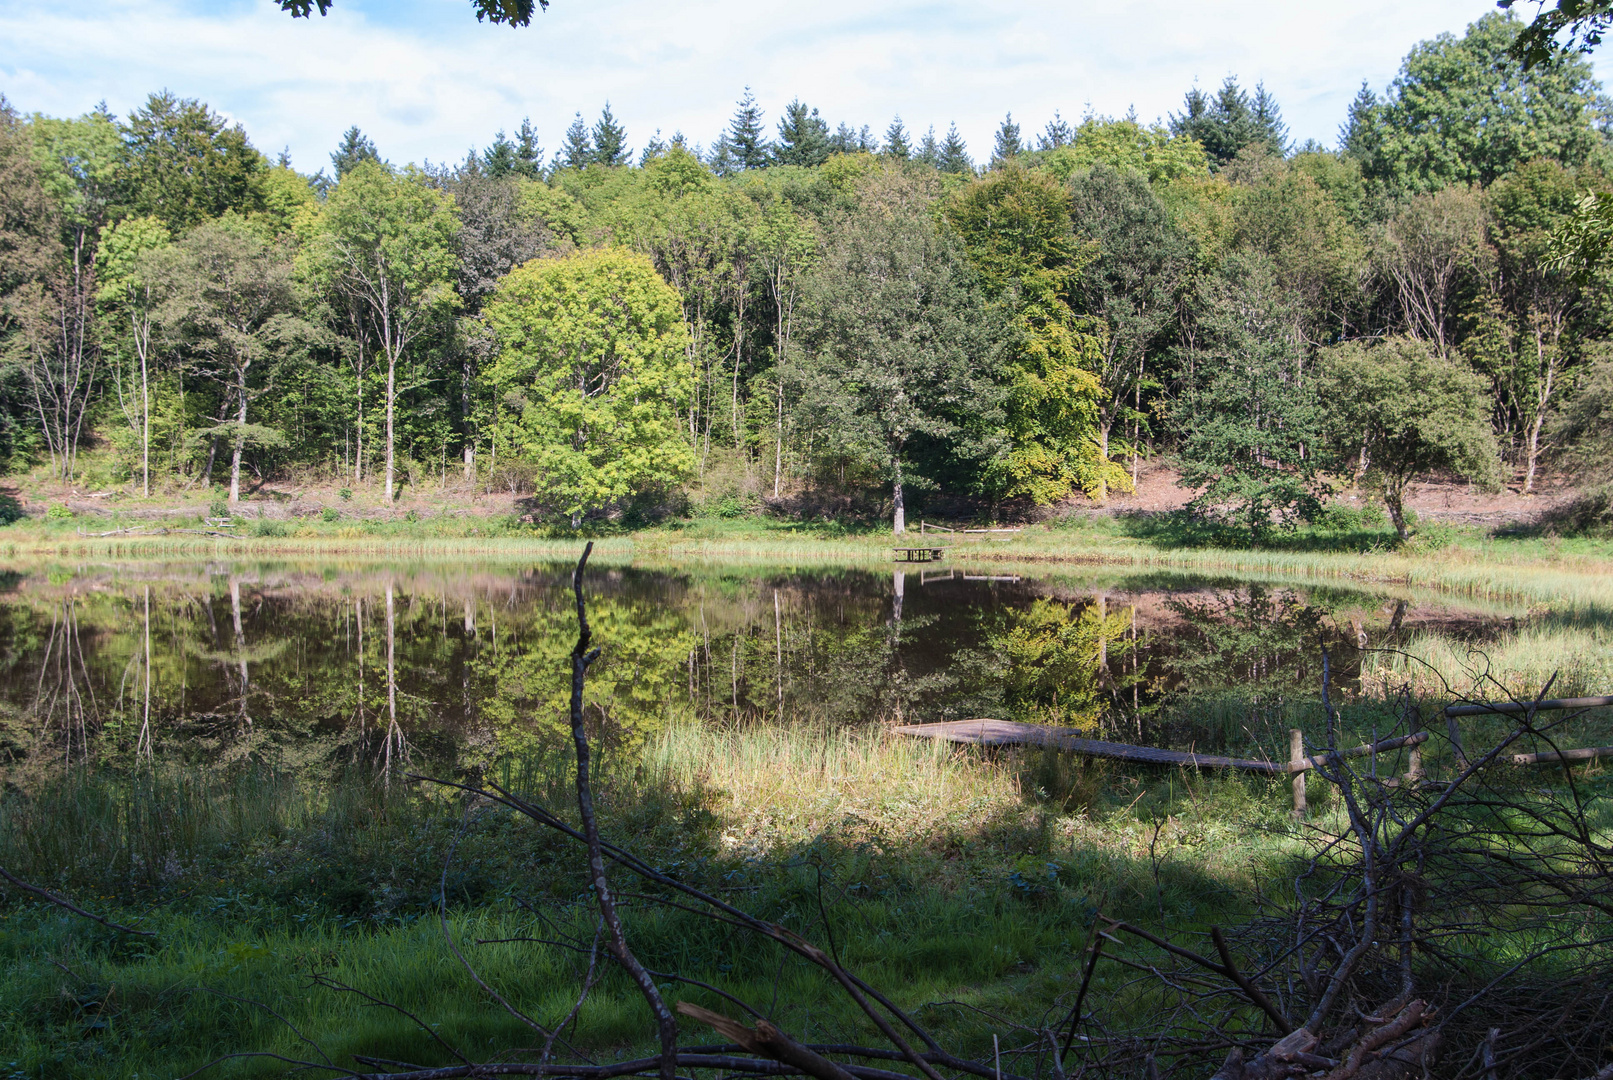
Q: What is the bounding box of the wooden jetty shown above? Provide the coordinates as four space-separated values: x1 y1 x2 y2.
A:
893 546 947 563
1444 696 1613 716
893 719 1288 772
891 718 1427 775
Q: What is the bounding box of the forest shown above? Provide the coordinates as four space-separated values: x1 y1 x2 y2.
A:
4 9 1613 539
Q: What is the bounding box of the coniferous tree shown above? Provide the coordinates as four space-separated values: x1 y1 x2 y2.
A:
1338 82 1380 159
990 113 1022 167
706 140 738 176
639 129 668 165
883 117 911 159
915 126 940 167
482 131 518 176
775 100 831 166
1039 111 1074 150
592 103 630 167
936 123 973 174
559 112 592 169
512 117 544 178
828 122 875 155
331 125 380 179
720 88 770 170
1251 83 1289 153
1168 77 1286 168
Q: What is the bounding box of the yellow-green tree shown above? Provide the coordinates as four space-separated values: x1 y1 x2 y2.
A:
486 247 694 524
945 167 1122 504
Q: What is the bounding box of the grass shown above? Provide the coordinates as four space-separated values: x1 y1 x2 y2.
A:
1367 605 1613 700
0 722 1305 1079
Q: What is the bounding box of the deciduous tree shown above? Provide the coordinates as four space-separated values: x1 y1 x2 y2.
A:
1321 336 1497 538
147 221 307 503
484 247 694 524
799 170 1000 533
301 161 460 501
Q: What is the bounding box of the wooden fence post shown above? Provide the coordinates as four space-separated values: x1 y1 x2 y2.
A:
1290 729 1307 819
1405 744 1423 787
1446 712 1469 772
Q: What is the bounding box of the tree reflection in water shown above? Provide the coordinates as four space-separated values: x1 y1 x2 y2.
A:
0 564 1490 781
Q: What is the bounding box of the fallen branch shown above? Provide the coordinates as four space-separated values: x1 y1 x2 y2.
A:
0 863 155 936
678 1002 858 1080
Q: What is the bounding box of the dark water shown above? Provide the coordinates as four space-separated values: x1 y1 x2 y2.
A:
0 559 1501 778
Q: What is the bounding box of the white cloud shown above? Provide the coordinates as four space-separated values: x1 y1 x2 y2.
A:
1 0 1604 171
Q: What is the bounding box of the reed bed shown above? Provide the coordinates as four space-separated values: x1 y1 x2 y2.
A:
1367 608 1613 700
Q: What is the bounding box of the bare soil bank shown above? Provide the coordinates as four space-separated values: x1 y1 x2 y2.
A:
5 459 1588 529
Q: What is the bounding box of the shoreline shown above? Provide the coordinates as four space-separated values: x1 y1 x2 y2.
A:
0 524 1608 610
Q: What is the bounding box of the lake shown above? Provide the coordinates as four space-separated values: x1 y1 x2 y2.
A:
0 556 1515 784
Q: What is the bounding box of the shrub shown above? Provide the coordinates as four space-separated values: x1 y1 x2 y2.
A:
321 507 340 522
338 488 353 501
44 505 73 521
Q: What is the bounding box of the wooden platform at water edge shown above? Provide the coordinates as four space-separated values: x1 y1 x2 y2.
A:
891 718 1428 776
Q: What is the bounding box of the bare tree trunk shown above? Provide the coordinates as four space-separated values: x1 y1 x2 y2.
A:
228 368 247 504
892 456 906 536
355 343 365 485
1385 487 1410 541
202 391 231 490
385 346 397 502
1096 418 1112 502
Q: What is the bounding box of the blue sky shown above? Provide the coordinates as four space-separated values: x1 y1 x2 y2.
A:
2 0 1605 174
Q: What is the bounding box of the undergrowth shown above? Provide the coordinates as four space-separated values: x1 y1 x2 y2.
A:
0 725 1300 1079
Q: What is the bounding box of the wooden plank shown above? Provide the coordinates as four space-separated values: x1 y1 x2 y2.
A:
1505 744 1613 766
892 720 1429 776
1291 731 1428 772
890 719 1286 773
1445 696 1613 717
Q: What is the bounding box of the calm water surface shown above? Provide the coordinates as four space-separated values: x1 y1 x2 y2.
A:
0 559 1506 778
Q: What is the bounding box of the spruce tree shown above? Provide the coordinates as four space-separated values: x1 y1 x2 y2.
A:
331 125 380 178
1251 83 1289 154
990 113 1022 168
828 122 875 155
559 112 592 169
513 117 544 178
883 116 911 159
639 129 668 165
774 99 830 166
1338 82 1379 159
707 139 738 177
592 103 630 167
915 126 940 167
482 131 518 176
723 88 770 170
1169 77 1286 167
936 123 972 175
1039 111 1073 150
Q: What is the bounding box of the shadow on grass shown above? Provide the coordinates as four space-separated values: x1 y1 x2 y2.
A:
0 742 1276 1078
